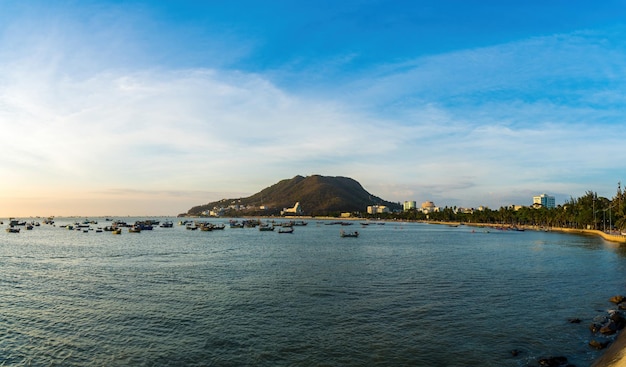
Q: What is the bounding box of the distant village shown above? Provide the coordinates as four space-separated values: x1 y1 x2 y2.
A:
197 194 555 218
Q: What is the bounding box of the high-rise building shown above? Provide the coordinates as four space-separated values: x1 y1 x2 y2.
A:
533 194 555 209
403 201 417 211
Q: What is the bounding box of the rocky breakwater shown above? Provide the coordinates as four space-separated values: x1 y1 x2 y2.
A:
522 296 626 367
590 295 626 367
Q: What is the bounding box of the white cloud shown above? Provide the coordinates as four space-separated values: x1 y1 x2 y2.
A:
1 7 626 215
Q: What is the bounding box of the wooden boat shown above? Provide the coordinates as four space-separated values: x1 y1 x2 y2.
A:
112 228 122 234
259 225 275 231
278 227 294 234
6 227 20 233
340 230 359 238
128 226 141 233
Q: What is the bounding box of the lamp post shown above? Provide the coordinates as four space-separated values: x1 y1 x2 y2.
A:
593 196 596 230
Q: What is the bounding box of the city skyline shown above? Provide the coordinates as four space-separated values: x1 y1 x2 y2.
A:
1 1 626 217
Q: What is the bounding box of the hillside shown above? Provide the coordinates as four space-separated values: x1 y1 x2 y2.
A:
186 175 401 216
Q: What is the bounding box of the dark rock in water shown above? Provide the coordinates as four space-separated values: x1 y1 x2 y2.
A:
589 339 611 350
609 311 626 330
618 302 626 310
538 356 570 366
567 318 582 324
510 349 520 356
610 295 626 304
600 320 618 335
590 323 602 333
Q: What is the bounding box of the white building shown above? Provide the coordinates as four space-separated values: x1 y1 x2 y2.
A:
533 194 555 209
281 202 303 215
403 201 417 211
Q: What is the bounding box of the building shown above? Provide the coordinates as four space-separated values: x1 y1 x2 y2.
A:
281 202 303 215
367 205 390 214
533 194 555 209
420 201 439 214
403 201 417 211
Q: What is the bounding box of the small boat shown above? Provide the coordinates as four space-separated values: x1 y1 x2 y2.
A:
229 220 244 228
112 228 122 234
6 227 20 233
259 225 275 231
340 230 359 238
160 221 174 228
128 226 141 233
278 227 294 234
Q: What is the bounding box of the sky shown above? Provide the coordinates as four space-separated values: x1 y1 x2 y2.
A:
1 0 626 217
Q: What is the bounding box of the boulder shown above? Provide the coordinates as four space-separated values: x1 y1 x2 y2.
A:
589 339 610 349
590 323 601 333
538 356 569 366
600 320 618 335
609 312 626 329
610 295 626 304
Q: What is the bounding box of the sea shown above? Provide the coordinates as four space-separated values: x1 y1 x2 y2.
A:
1 218 626 367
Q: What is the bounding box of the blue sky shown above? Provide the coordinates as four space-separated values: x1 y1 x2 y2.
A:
1 0 626 216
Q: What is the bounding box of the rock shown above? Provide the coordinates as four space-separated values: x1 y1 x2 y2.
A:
610 312 626 329
538 356 569 366
590 323 602 333
618 302 626 310
510 349 520 356
568 318 582 324
589 339 611 349
610 295 626 304
600 320 618 335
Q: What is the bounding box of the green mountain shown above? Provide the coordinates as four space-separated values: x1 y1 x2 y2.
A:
186 175 401 216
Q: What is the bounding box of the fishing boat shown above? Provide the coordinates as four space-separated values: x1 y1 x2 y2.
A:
160 221 174 228
278 227 294 234
340 230 359 238
259 225 275 231
6 227 20 233
112 228 122 234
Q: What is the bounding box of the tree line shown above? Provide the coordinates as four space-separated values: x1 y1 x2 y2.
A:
369 187 626 232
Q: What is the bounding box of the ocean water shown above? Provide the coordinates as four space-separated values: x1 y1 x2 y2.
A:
1 219 626 366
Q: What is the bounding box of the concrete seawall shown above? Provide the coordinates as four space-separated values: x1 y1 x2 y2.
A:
545 228 626 244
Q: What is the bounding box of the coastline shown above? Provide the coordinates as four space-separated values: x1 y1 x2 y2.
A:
426 220 626 366
593 331 626 367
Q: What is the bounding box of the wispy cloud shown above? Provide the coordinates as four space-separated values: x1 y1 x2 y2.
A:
1 4 625 216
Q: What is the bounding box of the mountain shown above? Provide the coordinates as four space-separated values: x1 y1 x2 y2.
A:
185 175 401 216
